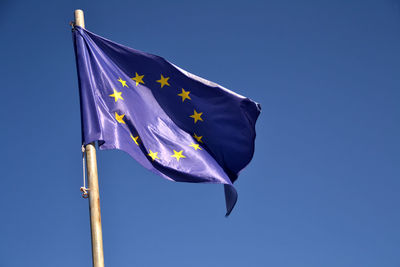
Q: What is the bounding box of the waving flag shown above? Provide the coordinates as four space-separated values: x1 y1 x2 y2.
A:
72 26 260 215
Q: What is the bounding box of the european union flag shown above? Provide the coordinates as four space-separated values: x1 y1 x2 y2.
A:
72 26 261 216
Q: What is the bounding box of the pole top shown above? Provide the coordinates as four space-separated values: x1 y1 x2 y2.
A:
74 9 85 29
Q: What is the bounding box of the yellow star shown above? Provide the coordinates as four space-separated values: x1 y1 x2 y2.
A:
189 143 202 151
130 134 139 146
171 150 186 162
148 149 159 161
115 112 126 124
193 133 203 143
156 74 170 88
109 88 124 102
131 72 145 86
117 77 128 87
190 109 203 123
178 88 191 102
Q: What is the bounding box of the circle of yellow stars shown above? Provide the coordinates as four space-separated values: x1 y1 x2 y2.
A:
109 73 207 163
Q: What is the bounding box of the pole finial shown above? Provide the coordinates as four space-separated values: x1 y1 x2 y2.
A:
74 9 85 29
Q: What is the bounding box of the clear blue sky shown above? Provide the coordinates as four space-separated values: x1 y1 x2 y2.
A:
0 0 399 266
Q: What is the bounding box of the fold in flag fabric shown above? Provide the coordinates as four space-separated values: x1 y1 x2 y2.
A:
72 26 261 216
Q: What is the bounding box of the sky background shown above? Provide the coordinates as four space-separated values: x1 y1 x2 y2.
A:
0 0 399 266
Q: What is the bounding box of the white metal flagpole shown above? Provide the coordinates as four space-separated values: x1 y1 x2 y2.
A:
74 9 105 267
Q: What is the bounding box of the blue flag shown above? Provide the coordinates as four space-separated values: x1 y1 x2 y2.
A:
72 26 261 216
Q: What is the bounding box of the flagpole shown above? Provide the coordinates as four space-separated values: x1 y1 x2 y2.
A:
74 9 105 267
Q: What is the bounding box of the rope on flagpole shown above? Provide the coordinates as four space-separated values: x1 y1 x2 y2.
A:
80 145 89 199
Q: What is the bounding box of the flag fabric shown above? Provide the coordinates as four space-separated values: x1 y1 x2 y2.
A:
72 26 261 216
